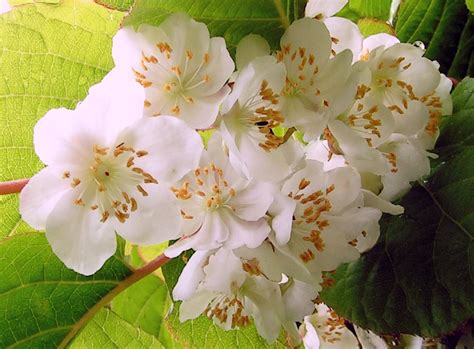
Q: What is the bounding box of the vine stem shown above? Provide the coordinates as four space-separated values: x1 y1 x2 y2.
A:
0 178 29 195
58 254 170 349
273 0 290 29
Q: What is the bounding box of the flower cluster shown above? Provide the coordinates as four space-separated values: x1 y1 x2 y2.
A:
20 0 452 346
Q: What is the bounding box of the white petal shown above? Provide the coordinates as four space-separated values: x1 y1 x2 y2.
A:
362 33 399 55
325 166 361 213
191 36 235 97
306 140 346 171
353 326 389 349
202 248 246 294
393 99 429 136
179 290 217 321
178 86 230 129
119 116 203 183
324 17 363 57
281 18 331 69
228 181 274 221
20 167 70 230
45 190 117 275
236 34 271 70
282 280 318 322
116 183 181 245
112 27 146 72
173 250 212 300
221 210 271 249
362 189 404 215
301 314 321 349
0 0 11 14
305 0 348 18
268 190 296 245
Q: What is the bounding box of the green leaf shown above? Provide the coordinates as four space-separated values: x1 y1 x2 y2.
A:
0 233 132 347
94 0 135 11
123 0 297 55
69 309 163 348
357 18 395 37
321 78 474 337
348 0 392 20
166 304 287 349
468 0 474 12
0 1 125 239
395 0 473 79
112 275 181 349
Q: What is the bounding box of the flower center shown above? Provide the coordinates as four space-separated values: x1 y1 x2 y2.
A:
132 42 211 116
171 163 237 216
205 295 250 329
63 143 157 224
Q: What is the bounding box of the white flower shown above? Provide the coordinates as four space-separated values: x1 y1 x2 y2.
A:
113 12 234 129
361 43 441 136
220 55 297 182
278 160 382 273
276 18 356 140
300 303 359 349
20 69 203 275
165 132 274 257
175 248 288 343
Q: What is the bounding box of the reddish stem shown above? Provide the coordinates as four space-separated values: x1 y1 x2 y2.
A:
0 178 29 195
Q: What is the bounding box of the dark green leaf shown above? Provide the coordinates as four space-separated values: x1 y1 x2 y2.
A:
123 0 296 55
321 78 474 337
395 0 473 79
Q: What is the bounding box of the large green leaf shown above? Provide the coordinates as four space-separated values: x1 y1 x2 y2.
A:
0 1 125 239
321 78 474 337
0 233 132 347
395 0 473 79
69 309 163 348
112 275 181 348
123 0 302 55
349 0 392 20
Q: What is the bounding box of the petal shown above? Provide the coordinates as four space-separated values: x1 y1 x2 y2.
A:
165 212 229 257
324 17 363 57
301 314 321 349
116 183 181 245
45 190 116 275
228 181 274 221
306 140 346 171
325 166 362 213
362 33 399 55
191 36 235 97
305 0 348 18
179 290 217 321
353 326 389 349
0 0 11 14
177 86 230 129
112 27 145 70
202 248 246 294
268 190 297 245
281 18 331 69
362 189 404 215
173 250 212 300
20 167 70 230
236 34 271 70
221 210 271 249
282 280 318 322
393 99 429 136
119 116 203 183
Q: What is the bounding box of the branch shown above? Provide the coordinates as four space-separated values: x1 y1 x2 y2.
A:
58 253 170 348
0 178 29 195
